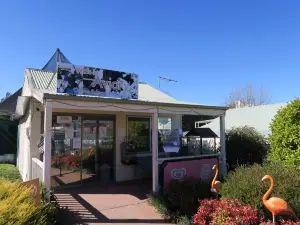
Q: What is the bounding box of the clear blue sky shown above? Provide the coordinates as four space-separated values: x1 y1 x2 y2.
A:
0 0 299 105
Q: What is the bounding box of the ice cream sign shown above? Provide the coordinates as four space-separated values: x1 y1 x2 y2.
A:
162 157 219 188
56 63 138 99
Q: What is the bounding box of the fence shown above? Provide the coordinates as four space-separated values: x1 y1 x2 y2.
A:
32 158 43 182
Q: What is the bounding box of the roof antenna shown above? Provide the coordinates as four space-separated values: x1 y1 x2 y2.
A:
158 76 178 89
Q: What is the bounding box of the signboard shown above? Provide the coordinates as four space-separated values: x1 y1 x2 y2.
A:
162 157 218 188
57 116 72 124
57 63 138 99
21 178 41 205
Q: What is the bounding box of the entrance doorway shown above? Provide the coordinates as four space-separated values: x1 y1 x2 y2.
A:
50 115 115 189
81 117 115 183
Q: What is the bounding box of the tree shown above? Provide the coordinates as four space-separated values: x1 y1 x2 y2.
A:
0 92 11 103
269 98 300 169
225 84 271 108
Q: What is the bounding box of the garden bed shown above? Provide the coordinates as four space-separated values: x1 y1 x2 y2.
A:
150 163 300 225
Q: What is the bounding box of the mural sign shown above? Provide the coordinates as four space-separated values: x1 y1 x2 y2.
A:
162 157 218 188
57 63 138 99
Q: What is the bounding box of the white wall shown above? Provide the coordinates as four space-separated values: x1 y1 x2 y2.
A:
17 99 42 181
17 101 32 181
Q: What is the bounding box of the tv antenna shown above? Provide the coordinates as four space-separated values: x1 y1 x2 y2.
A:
158 76 178 89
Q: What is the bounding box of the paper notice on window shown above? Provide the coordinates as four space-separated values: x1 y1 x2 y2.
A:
65 127 74 139
99 126 107 137
73 137 81 149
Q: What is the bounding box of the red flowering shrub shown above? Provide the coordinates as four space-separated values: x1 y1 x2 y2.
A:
193 198 259 225
64 155 81 168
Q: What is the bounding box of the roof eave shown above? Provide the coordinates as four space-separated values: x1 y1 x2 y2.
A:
43 93 229 111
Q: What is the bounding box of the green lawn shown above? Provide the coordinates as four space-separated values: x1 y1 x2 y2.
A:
0 164 21 181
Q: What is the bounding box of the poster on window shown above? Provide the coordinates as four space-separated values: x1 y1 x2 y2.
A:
57 63 138 99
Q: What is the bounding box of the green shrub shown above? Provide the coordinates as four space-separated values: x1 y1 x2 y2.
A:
226 126 269 170
221 163 300 219
0 178 58 225
164 177 212 216
0 179 48 225
269 99 300 169
148 195 192 225
0 164 21 181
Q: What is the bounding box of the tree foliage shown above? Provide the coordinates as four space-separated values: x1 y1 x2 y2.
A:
269 99 300 168
226 126 269 170
225 84 271 108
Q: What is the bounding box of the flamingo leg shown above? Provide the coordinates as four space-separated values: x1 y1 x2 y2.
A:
272 214 275 224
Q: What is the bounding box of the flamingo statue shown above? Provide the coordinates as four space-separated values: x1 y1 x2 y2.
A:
211 164 222 199
262 175 298 224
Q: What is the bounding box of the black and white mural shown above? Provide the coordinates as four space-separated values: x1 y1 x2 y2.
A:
57 63 138 99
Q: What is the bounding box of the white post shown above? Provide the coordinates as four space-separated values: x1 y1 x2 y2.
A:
152 110 159 193
43 100 52 194
219 114 227 177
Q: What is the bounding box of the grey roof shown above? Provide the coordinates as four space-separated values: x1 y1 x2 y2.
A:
17 48 228 114
42 48 71 71
0 88 23 115
2 48 70 117
203 103 287 137
26 69 194 104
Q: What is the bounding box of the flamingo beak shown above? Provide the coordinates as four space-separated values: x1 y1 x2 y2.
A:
262 175 268 181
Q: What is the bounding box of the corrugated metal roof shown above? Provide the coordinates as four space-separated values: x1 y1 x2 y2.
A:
28 69 182 103
29 69 56 93
26 68 228 111
203 103 287 137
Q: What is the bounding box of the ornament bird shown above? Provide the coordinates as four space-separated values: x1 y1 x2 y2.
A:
211 164 222 199
262 175 298 224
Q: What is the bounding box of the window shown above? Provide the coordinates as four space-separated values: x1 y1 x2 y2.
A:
158 117 172 130
127 117 151 153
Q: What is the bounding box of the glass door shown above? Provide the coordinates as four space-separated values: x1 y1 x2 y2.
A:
81 118 115 183
50 115 115 187
51 116 82 189
98 120 114 181
81 120 98 182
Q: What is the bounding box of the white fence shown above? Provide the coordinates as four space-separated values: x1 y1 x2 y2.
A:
32 158 43 182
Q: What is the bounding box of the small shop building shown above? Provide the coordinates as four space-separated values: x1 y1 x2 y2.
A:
15 49 228 193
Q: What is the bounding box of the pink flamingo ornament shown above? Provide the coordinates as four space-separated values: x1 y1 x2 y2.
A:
211 164 222 198
262 175 298 224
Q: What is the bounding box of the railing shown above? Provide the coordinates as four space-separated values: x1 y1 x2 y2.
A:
32 158 43 182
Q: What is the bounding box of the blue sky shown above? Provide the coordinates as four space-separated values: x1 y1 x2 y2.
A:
0 0 299 105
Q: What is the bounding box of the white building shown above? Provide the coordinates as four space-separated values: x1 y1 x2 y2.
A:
202 103 287 137
15 49 228 193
